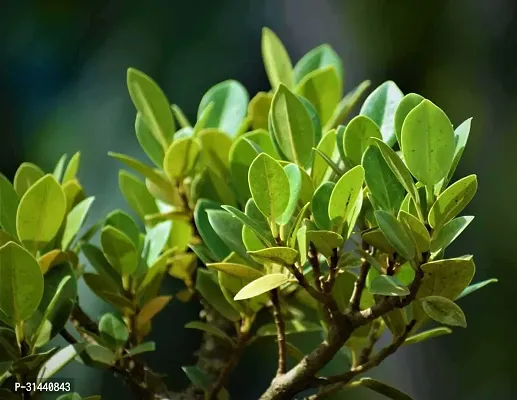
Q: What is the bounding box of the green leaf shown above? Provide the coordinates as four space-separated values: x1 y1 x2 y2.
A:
195 269 240 321
62 152 81 184
248 92 273 130
248 247 299 266
81 244 121 289
332 271 358 313
123 341 156 358
198 129 232 179
194 169 238 209
430 216 474 253
16 175 66 253
401 100 455 185
61 197 95 250
171 104 191 128
194 200 231 261
163 137 201 180
100 226 139 276
229 137 261 202
0 242 43 325
218 268 267 315
0 173 19 238
136 295 172 327
398 211 430 253
375 210 415 260
294 44 344 85
184 321 234 345
394 93 424 146
428 175 477 229
248 153 290 223
52 154 68 182
37 344 85 382
296 66 341 126
144 221 171 265
82 273 133 312
404 327 452 345
99 313 129 349
311 182 335 231
127 68 174 151
207 210 251 262
13 162 45 198
362 228 395 254
324 80 371 131
422 295 467 328
234 273 290 300
135 113 165 168
395 262 416 286
207 262 263 279
371 138 422 220
352 377 414 400
360 81 404 146
197 80 249 136
362 145 405 214
328 165 364 231
456 278 498 300
311 129 339 187
270 84 315 168
256 320 322 337
440 118 472 191
261 27 293 90
105 210 141 247
278 164 302 225
305 230 343 258
221 205 274 246
118 171 160 223
343 116 382 166
80 344 117 367
287 202 311 249
0 327 19 361
369 275 409 296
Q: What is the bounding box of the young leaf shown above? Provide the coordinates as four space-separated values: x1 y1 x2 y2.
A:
16 175 66 253
248 153 290 222
248 247 299 266
135 113 165 168
99 313 129 350
100 226 139 276
270 84 315 168
369 275 409 297
375 210 415 260
428 175 477 229
127 68 174 151
328 165 364 231
184 321 235 346
206 263 263 279
136 295 172 328
195 269 240 321
123 341 156 358
422 296 467 328
0 173 19 238
198 129 232 179
394 93 424 145
362 145 405 214
359 81 403 146
13 162 45 198
404 327 452 345
0 242 44 326
430 216 474 253
197 80 248 136
61 197 95 250
456 278 498 300
52 154 68 182
248 92 273 130
234 274 290 300
296 66 341 126
294 44 344 84
401 100 455 185
261 28 293 89
163 137 200 180
118 171 160 223
343 115 382 166
62 152 81 184
324 80 371 131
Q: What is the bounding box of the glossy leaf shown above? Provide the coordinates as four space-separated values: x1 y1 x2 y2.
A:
99 313 129 349
52 154 68 182
163 137 200 180
221 205 274 245
207 262 263 279
13 162 45 198
325 80 371 131
62 152 81 184
294 44 343 84
105 210 141 247
360 81 403 146
375 210 415 260
261 27 293 89
428 175 477 229
127 68 174 150
369 275 409 296
248 92 273 130
456 278 498 300
430 216 474 253
404 327 452 345
278 164 302 225
184 321 234 345
16 175 66 253
118 171 160 223
194 200 231 261
343 115 382 166
401 100 455 185
0 242 43 325
234 274 290 300
362 145 405 214
0 173 19 237
422 296 467 328
61 197 95 250
198 129 232 179
394 93 424 145
37 344 85 382
248 247 299 266
328 165 364 231
270 84 315 167
312 182 335 230
81 244 121 289
207 210 250 262
311 130 339 187
305 230 343 258
82 273 133 312
398 211 430 253
440 118 472 191
248 153 290 222
100 226 139 276
135 113 164 168
196 269 240 321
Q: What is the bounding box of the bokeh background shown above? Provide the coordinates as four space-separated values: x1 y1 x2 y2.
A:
1 0 515 399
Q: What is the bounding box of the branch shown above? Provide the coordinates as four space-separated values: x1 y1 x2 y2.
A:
348 258 370 312
308 242 323 291
270 289 287 375
357 319 382 366
287 263 328 304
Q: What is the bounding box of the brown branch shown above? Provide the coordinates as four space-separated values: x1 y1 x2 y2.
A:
270 289 287 375
287 263 328 304
308 242 323 291
357 319 382 366
348 258 370 312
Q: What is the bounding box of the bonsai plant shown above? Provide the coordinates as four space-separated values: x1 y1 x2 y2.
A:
0 27 496 400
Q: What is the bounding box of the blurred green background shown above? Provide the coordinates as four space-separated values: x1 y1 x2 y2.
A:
0 1 514 399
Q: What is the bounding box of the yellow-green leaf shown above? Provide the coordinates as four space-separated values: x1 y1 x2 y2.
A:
261 27 293 90
234 273 290 300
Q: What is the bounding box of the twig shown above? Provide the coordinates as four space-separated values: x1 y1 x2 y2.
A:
271 289 287 375
357 319 382 366
287 263 328 304
59 328 78 345
308 242 323 291
348 258 370 312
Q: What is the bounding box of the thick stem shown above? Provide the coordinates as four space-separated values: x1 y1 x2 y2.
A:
271 289 287 376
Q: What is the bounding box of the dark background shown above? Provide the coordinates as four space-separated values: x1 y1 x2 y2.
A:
0 1 515 399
